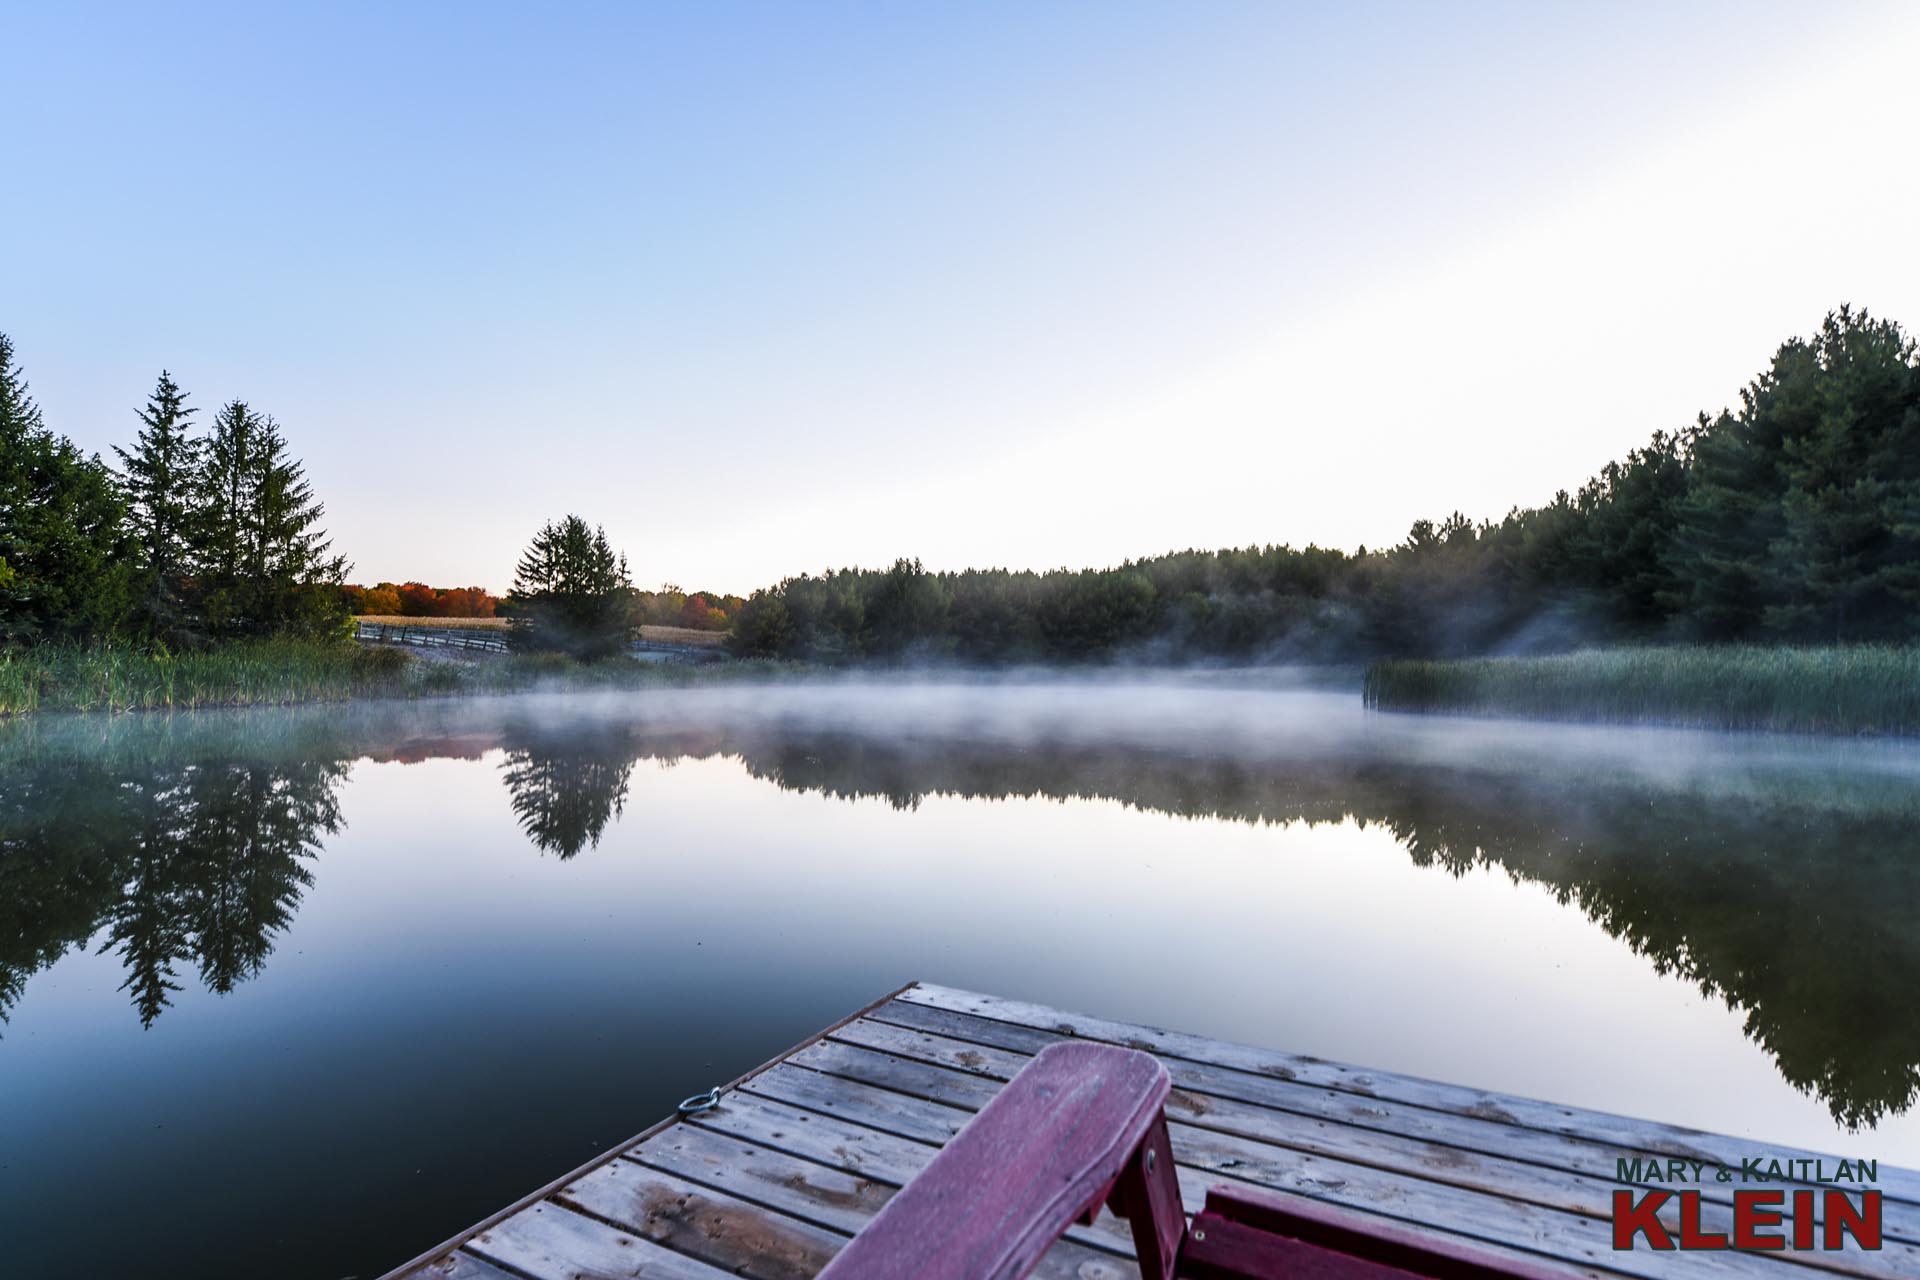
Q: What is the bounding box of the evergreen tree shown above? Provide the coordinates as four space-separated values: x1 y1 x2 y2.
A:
1573 431 1690 634
1764 308 1920 640
508 515 636 658
183 760 333 994
860 557 950 658
245 415 348 634
195 400 347 637
0 332 42 612
113 371 203 641
0 332 135 642
196 399 259 628
500 728 636 858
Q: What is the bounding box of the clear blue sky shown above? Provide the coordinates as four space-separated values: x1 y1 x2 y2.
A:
6 2 1917 593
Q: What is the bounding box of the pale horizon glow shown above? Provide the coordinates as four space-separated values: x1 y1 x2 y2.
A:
6 2 1918 594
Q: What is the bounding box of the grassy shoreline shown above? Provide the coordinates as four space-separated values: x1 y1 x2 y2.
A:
1364 645 1920 736
0 639 768 716
13 639 1920 736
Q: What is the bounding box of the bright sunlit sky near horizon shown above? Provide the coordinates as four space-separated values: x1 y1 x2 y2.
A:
6 2 1919 594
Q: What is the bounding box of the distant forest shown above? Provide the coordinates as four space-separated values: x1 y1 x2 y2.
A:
730 308 1920 663
5 308 1917 665
341 582 743 631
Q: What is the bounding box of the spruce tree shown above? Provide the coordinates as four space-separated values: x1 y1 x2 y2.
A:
194 400 347 637
114 372 202 641
1669 382 1800 640
0 332 43 621
194 400 258 634
508 515 636 658
245 415 348 635
0 332 135 642
1765 308 1920 640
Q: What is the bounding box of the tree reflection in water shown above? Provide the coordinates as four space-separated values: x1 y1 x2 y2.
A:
499 725 636 859
1 695 1915 1129
1 731 342 1028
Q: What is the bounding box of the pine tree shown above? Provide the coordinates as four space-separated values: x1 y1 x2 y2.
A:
1669 386 1799 640
508 515 635 658
1765 308 1920 640
245 415 348 634
114 372 202 641
0 332 43 620
0 332 135 642
194 400 347 637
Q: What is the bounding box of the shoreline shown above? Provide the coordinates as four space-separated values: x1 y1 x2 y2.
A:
7 640 1919 741
1365 645 1920 738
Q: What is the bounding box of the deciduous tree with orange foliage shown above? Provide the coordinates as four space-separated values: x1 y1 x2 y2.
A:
342 581 498 618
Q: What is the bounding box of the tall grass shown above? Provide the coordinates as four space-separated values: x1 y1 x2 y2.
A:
0 639 794 716
0 639 422 715
1363 645 1920 736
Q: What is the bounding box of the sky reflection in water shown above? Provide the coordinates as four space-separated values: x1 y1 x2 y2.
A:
2 681 1916 1278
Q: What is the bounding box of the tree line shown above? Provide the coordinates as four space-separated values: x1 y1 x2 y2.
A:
1 336 345 647
729 307 1920 663
632 586 746 632
343 582 499 618
8 307 1916 664
337 579 740 630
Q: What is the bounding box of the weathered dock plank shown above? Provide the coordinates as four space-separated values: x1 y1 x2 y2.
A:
382 983 1915 1280
896 985 1920 1206
854 1002 1920 1247
408 1253 526 1280
826 1010 1914 1280
466 1199 734 1279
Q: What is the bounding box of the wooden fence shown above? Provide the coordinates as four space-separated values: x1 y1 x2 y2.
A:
355 622 509 652
355 621 723 662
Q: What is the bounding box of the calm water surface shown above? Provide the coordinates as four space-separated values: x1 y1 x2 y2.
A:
3 680 1917 1277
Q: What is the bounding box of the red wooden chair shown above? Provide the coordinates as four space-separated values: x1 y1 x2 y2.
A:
816 1041 1560 1280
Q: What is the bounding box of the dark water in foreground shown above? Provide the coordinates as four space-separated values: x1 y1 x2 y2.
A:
2 681 1917 1277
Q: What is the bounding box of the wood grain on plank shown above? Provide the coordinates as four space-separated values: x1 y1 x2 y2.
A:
796 1029 1909 1280
404 1252 525 1280
625 1118 1139 1280
897 985 1920 1207
395 983 1918 1280
465 1200 734 1280
746 1059 971 1145
630 1121 895 1232
558 1160 842 1280
842 1012 1920 1248
757 1050 1619 1280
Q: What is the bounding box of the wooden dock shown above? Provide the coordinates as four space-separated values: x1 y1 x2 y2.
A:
381 983 1919 1280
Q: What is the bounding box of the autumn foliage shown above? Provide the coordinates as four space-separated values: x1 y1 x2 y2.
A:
342 582 499 618
342 580 740 631
633 587 743 632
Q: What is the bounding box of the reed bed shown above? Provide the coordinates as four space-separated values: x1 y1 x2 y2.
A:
0 640 791 716
1363 645 1920 736
636 624 729 647
0 639 418 715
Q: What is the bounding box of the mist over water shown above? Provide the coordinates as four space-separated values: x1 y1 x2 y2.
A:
2 678 1916 1278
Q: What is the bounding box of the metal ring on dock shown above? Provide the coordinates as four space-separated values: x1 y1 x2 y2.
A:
676 1086 722 1116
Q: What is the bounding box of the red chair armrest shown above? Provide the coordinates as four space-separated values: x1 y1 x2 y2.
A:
818 1041 1171 1280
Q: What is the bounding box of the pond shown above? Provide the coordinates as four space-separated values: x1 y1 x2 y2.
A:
3 679 1917 1277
